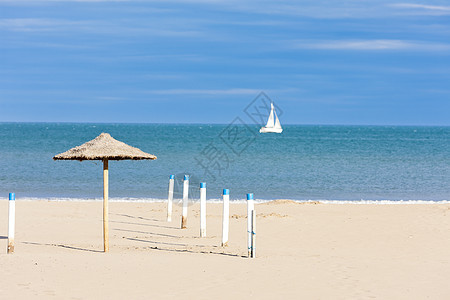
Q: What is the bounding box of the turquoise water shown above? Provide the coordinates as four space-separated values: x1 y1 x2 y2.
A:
0 123 449 202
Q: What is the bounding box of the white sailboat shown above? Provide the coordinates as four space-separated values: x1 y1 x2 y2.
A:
259 102 283 133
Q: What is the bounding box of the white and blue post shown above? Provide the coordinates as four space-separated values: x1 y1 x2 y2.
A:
200 182 206 237
7 193 15 254
167 175 175 222
181 175 189 229
221 189 230 247
247 193 255 258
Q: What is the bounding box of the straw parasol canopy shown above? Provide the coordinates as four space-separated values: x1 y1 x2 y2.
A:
53 132 157 252
53 132 156 161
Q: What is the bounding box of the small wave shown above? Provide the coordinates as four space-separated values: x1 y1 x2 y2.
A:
8 197 450 204
313 199 450 204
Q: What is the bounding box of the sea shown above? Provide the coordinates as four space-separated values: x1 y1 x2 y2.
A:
0 123 449 203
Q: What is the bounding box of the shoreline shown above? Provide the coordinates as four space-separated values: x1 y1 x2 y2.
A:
2 197 449 204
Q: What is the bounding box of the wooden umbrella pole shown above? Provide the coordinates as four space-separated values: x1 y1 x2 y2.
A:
103 159 109 252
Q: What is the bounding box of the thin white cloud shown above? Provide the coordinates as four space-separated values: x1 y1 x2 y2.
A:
121 54 206 62
390 3 450 15
0 0 413 19
0 17 203 38
425 89 450 94
392 3 450 11
0 18 97 32
95 96 126 102
147 88 262 95
292 39 450 51
5 1 447 21
145 88 300 96
0 0 130 2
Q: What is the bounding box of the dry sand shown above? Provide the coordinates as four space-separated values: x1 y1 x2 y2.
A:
1 200 450 299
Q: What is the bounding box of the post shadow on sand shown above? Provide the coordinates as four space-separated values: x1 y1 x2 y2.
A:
125 237 244 258
110 219 177 230
110 212 240 257
113 228 179 239
22 241 104 253
114 213 160 222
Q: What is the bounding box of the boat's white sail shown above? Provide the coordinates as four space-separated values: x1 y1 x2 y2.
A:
265 105 275 128
260 102 283 133
274 110 281 130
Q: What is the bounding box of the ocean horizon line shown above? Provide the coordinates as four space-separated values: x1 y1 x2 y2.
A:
1 121 449 128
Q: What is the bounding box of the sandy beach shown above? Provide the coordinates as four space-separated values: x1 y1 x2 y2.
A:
1 200 450 299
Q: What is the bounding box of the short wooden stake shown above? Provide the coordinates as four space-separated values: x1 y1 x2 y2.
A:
200 182 206 237
167 175 174 222
181 175 189 229
7 193 15 254
221 189 230 247
247 193 255 258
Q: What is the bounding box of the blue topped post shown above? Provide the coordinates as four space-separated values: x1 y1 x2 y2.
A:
8 193 16 254
167 175 175 222
200 182 207 237
181 175 189 228
247 193 255 258
221 189 230 246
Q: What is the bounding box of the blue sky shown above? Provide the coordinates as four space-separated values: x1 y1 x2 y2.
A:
0 0 449 125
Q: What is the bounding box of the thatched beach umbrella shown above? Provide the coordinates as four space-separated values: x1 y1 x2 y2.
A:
53 133 157 252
